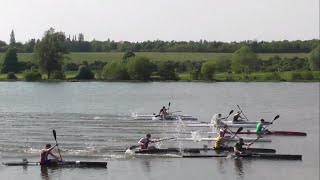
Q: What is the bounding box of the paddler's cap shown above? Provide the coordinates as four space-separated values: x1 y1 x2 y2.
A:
260 119 265 122
146 134 151 138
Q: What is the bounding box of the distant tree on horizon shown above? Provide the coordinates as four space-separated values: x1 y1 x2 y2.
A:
1 48 19 73
9 30 16 47
231 46 259 79
34 28 67 79
309 45 320 71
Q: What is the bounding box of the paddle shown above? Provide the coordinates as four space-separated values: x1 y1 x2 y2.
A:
129 137 175 150
237 105 249 121
224 127 243 146
246 115 280 148
223 110 234 121
52 130 62 161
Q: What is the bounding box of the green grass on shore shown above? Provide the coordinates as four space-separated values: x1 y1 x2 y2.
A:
0 52 309 64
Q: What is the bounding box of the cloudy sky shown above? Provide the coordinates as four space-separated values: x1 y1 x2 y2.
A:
0 0 318 43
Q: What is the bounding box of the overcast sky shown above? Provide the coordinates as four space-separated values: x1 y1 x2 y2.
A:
0 0 319 43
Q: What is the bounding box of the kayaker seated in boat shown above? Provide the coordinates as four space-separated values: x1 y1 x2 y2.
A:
40 144 60 164
138 134 159 149
256 119 272 134
159 106 168 116
214 131 228 149
233 111 244 122
234 138 250 156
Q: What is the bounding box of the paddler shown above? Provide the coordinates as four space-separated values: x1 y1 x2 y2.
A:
214 130 227 149
233 138 250 156
256 119 271 134
233 111 244 122
138 134 158 149
159 106 168 116
40 144 60 164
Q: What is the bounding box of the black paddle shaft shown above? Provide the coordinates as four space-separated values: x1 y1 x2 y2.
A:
52 130 63 161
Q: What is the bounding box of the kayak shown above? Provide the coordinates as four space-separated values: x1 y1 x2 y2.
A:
152 115 198 121
134 148 200 154
219 120 271 125
186 123 256 128
232 130 307 136
182 153 302 160
193 130 307 136
131 113 198 121
3 160 108 168
176 137 271 142
130 147 275 154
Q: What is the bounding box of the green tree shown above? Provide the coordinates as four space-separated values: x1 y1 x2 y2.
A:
102 61 129 80
122 51 135 63
127 56 153 80
34 28 67 79
201 61 216 80
1 48 19 73
10 30 16 47
309 45 320 71
157 61 178 80
231 46 259 78
75 65 94 80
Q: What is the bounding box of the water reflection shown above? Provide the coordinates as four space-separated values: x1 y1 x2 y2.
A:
216 157 226 174
40 166 49 180
234 159 244 179
40 166 59 180
142 159 151 173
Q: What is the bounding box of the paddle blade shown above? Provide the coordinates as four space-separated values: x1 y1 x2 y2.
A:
229 110 234 115
274 115 280 120
169 102 171 107
53 130 57 140
236 127 243 134
129 145 139 150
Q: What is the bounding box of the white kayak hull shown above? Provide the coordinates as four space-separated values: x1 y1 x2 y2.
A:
186 123 256 128
176 137 271 142
131 113 198 121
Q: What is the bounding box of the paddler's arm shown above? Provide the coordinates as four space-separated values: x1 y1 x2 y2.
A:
48 151 60 160
138 138 144 146
47 144 58 153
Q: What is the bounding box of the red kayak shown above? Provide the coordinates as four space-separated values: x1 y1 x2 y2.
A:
231 131 307 136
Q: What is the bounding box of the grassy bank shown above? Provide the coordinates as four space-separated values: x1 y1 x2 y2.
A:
0 52 309 64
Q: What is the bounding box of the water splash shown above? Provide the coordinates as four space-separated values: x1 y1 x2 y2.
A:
191 131 202 142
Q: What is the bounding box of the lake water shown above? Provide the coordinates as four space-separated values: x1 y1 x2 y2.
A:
0 82 319 180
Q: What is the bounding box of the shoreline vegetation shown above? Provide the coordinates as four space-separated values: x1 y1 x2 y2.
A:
0 29 319 82
1 70 319 82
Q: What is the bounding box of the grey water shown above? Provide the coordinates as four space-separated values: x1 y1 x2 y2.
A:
0 82 319 180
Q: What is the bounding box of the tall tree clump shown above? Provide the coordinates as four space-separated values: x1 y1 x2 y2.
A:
9 30 16 47
309 45 320 71
102 61 129 80
200 61 216 80
231 46 259 79
1 48 19 73
34 28 67 79
157 61 178 80
75 65 94 80
127 56 153 81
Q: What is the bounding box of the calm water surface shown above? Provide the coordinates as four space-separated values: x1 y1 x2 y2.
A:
0 82 319 180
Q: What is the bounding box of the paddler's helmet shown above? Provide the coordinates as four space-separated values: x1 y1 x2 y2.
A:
146 134 151 138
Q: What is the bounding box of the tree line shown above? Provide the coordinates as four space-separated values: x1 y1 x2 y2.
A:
0 30 319 53
1 28 319 81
